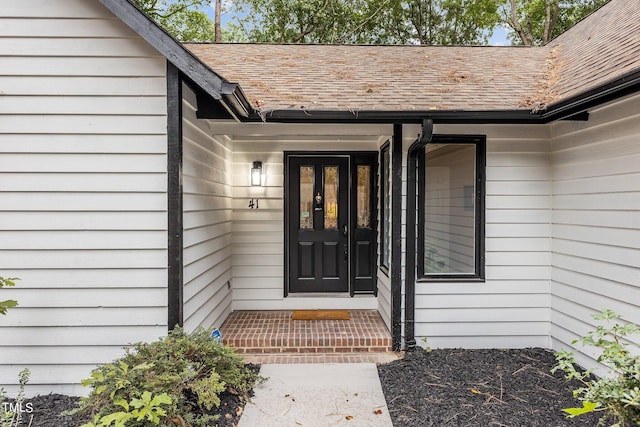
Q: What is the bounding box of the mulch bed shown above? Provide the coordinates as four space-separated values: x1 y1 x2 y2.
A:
378 347 601 426
7 349 603 426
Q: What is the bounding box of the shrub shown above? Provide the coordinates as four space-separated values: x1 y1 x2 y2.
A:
0 277 19 315
75 327 263 427
552 309 640 427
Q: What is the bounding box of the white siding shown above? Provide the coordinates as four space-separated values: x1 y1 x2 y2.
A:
412 124 552 349
0 0 167 395
373 137 397 332
220 124 391 311
181 84 233 331
376 143 392 331
550 93 640 371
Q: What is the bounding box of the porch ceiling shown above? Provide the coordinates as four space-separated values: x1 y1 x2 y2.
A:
205 121 394 141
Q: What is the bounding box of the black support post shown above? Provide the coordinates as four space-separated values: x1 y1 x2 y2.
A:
391 124 403 351
167 62 184 330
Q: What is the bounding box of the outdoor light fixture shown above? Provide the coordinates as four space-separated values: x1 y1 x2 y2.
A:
251 161 263 186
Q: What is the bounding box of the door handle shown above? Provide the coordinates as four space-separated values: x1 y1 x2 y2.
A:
342 224 348 236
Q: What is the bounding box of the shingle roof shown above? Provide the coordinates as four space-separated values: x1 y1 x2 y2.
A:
548 0 640 104
183 0 639 114
185 44 547 112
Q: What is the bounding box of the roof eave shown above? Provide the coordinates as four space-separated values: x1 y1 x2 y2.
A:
244 68 640 124
246 109 545 124
542 69 640 122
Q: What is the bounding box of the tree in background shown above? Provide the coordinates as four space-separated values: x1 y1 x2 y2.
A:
129 0 609 45
503 0 610 46
405 0 499 45
214 0 222 42
225 0 608 45
131 0 217 42
226 0 500 45
225 0 392 44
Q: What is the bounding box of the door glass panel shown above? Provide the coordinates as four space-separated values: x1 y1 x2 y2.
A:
324 166 338 229
299 166 314 229
357 165 371 228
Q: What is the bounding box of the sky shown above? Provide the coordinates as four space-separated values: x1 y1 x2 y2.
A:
488 26 511 46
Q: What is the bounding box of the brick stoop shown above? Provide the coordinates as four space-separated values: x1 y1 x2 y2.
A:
240 351 401 365
219 310 393 356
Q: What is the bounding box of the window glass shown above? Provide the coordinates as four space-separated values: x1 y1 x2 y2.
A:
324 166 339 230
381 145 391 269
356 166 371 228
423 143 478 275
299 166 314 229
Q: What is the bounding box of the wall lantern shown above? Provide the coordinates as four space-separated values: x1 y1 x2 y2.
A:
251 161 263 186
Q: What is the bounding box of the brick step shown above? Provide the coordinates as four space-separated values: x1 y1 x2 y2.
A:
224 335 392 354
219 310 393 356
240 352 401 365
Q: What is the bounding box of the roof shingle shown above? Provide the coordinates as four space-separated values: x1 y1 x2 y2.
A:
183 0 639 114
549 0 640 104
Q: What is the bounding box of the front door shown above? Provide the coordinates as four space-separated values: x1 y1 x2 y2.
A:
286 153 377 295
288 156 349 293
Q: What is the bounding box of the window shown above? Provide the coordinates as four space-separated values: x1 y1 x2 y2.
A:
380 142 391 272
418 136 485 280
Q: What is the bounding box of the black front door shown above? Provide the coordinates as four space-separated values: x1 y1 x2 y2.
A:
288 156 350 293
286 153 378 295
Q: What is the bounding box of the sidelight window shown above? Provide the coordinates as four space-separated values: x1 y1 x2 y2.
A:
380 143 391 271
299 166 314 229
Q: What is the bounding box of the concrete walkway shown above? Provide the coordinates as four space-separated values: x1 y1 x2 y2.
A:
238 363 393 427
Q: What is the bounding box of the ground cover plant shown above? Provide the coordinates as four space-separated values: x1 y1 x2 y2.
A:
553 309 640 427
73 327 263 427
1 369 30 427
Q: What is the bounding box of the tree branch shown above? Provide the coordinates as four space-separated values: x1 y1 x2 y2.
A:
507 0 533 46
292 0 330 43
337 0 391 44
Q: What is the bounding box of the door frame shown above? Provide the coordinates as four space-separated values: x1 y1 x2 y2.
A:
284 151 378 297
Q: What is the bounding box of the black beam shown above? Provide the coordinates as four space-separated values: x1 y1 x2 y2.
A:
167 62 183 330
98 0 224 99
391 124 403 352
560 111 590 121
195 89 234 120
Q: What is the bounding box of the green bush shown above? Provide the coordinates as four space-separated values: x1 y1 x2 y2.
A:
75 327 263 427
0 277 19 315
552 309 640 427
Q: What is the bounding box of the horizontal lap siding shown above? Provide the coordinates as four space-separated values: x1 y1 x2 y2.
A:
376 138 393 330
413 124 551 349
182 84 233 332
550 93 640 371
228 132 384 311
0 0 167 395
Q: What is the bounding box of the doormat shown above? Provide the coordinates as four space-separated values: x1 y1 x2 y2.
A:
291 310 350 321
